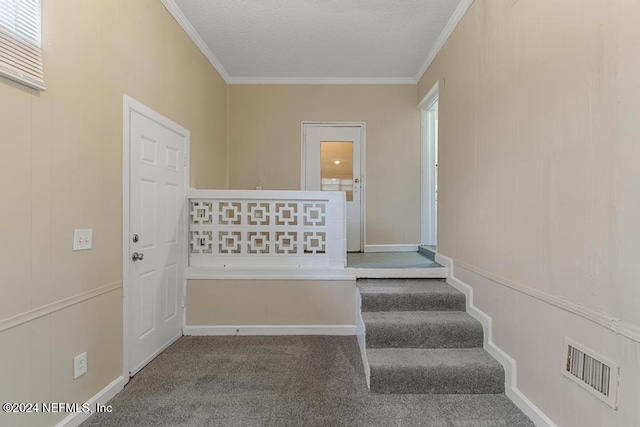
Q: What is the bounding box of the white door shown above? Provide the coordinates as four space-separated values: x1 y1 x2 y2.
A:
127 106 187 376
303 125 362 252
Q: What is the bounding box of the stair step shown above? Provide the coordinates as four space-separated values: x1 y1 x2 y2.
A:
358 279 465 312
367 348 505 394
363 311 483 349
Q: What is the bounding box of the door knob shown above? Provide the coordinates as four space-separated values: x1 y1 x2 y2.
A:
354 178 360 184
131 252 144 262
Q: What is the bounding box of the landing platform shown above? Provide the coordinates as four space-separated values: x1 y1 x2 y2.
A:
346 251 447 279
186 252 447 280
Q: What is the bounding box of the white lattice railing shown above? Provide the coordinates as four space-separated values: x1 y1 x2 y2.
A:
188 189 347 269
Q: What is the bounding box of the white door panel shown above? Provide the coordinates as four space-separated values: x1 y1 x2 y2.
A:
304 125 362 252
129 110 186 375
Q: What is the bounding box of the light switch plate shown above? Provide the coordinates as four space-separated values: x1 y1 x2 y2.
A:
73 229 93 251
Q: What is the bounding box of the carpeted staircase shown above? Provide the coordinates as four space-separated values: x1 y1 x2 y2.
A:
359 278 505 394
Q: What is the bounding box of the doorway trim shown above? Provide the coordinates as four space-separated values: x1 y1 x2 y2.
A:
419 82 439 246
301 121 366 251
122 95 190 381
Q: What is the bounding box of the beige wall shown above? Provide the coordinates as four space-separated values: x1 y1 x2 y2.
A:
228 84 421 245
418 1 640 425
0 0 226 425
186 280 356 326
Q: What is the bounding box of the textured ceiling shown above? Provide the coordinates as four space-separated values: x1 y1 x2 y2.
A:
170 0 467 82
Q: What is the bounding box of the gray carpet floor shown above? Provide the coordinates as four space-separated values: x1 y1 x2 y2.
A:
347 252 442 269
83 336 533 427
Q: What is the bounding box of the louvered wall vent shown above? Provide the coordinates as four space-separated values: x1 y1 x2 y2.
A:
563 338 619 409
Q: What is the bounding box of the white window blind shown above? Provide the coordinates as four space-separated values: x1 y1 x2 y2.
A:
0 0 45 90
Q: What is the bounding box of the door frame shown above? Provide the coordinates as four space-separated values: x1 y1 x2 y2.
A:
418 82 439 246
122 95 190 381
301 121 366 252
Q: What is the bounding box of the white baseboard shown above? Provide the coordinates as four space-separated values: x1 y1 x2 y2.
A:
435 254 556 427
55 376 126 427
184 325 356 336
363 244 419 253
355 289 370 388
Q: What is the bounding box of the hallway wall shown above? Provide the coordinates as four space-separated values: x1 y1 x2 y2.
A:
0 0 227 425
186 279 356 328
418 1 640 425
228 84 422 245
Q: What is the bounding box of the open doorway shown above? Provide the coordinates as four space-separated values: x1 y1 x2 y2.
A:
419 83 439 248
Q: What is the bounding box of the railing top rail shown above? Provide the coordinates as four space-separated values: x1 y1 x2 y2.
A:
188 188 345 202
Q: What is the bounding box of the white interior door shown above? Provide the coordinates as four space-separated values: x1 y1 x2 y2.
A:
128 107 187 376
304 125 362 252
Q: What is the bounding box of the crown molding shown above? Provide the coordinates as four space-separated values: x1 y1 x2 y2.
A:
226 76 417 85
413 0 473 82
161 0 231 83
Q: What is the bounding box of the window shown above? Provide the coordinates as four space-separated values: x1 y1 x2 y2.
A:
0 0 45 90
320 141 354 201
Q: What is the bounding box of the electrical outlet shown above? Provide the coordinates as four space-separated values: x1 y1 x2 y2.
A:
73 352 87 379
73 229 93 251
